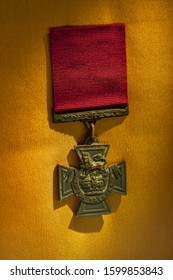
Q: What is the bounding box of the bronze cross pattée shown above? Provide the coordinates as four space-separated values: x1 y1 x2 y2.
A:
58 139 126 217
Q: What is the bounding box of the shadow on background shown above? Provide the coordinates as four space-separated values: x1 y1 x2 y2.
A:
68 194 121 233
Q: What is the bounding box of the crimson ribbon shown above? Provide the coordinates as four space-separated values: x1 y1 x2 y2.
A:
50 24 128 113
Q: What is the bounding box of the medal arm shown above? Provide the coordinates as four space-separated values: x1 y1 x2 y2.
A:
108 161 126 195
58 165 76 201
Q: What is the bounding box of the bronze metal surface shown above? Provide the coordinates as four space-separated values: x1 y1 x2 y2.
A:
58 143 126 216
53 106 128 123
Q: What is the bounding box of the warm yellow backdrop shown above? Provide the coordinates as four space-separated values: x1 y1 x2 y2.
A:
0 0 173 260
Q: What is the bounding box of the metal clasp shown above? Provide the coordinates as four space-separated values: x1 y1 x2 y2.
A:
84 121 99 144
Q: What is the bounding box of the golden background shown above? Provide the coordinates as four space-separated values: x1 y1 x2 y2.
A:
0 0 173 260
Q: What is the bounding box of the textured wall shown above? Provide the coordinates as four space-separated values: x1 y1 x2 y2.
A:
0 0 173 260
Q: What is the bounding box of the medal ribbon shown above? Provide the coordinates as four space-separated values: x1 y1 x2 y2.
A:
50 24 128 113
